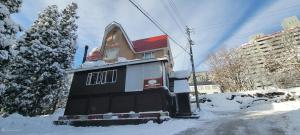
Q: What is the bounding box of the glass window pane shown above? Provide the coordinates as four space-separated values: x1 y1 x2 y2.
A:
106 70 113 83
91 72 98 85
86 73 92 85
113 70 117 82
101 71 107 84
143 62 162 79
96 72 102 84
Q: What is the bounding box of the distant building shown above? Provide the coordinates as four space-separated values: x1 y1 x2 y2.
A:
189 71 221 94
239 16 300 88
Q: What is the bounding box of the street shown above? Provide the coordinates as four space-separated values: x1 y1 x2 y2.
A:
176 110 297 135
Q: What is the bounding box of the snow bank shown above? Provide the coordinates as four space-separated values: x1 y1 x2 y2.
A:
0 109 203 135
192 87 300 112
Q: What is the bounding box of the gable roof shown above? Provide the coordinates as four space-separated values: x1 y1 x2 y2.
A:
86 22 169 61
101 21 136 53
132 35 168 53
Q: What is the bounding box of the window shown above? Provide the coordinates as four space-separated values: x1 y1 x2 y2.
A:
86 72 99 85
96 72 103 84
101 71 107 84
104 48 119 60
106 70 117 83
143 52 154 59
86 70 118 86
112 33 116 41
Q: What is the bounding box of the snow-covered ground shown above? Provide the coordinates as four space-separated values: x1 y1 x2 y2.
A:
1 87 300 135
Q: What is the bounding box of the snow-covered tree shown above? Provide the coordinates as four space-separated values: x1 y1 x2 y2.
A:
2 3 78 115
59 2 78 69
0 0 22 90
0 0 22 112
53 3 78 109
2 5 62 116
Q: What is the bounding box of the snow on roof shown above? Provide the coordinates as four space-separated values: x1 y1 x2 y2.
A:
86 48 102 61
170 70 191 79
174 80 190 93
81 60 106 68
69 58 168 73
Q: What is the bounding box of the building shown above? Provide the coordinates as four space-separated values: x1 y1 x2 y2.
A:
188 71 221 94
55 22 193 126
239 16 300 88
86 22 174 72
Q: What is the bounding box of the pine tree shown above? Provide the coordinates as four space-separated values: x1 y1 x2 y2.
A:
3 3 79 115
3 5 61 116
0 0 22 112
52 3 78 109
59 2 78 69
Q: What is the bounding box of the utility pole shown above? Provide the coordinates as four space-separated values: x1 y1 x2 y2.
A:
186 26 200 110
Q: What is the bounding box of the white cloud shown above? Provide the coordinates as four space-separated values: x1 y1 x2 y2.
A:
13 0 300 70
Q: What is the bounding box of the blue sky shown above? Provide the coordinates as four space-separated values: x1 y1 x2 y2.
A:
11 0 300 71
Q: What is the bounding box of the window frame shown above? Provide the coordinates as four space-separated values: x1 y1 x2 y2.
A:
96 71 103 84
86 70 118 86
101 71 107 84
86 72 99 85
143 52 154 59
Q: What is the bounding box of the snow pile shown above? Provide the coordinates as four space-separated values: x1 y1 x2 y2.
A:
81 60 106 68
0 109 202 135
192 87 300 112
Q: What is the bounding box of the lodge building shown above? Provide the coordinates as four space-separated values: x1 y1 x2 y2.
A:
55 22 193 126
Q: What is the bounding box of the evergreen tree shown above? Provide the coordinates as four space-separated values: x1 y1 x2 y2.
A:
3 3 78 115
53 3 78 109
0 0 22 90
3 5 61 116
59 2 78 69
0 0 22 111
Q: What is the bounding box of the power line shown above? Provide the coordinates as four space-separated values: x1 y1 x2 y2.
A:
167 0 186 27
161 0 187 38
129 0 190 55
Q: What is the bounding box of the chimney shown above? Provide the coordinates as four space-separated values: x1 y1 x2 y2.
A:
82 45 89 63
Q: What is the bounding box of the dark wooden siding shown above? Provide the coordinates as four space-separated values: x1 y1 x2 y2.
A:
69 66 126 96
64 89 170 115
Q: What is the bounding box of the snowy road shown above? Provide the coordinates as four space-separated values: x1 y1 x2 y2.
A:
176 110 298 135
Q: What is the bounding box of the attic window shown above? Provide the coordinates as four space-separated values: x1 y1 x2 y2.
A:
143 52 154 59
104 48 119 60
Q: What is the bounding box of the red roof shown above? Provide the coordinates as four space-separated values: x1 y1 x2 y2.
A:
132 35 168 52
86 35 168 61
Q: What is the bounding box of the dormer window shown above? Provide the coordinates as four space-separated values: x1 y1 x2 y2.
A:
143 52 154 59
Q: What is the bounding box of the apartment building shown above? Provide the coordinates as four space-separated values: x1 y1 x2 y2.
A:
239 16 300 88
